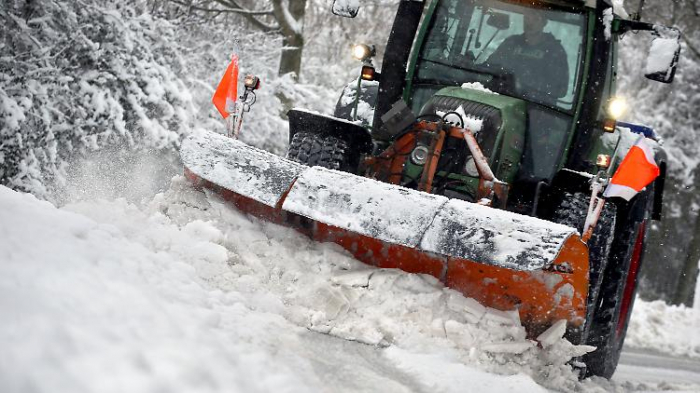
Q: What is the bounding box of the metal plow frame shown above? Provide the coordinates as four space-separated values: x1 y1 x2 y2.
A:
182 132 589 336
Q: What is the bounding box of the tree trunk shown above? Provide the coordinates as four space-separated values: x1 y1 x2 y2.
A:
278 32 304 79
274 0 306 79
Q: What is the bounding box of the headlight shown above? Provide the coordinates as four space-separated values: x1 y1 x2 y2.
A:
607 96 628 119
351 44 375 61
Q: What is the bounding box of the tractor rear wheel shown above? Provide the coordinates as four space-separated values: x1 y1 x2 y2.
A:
286 132 355 172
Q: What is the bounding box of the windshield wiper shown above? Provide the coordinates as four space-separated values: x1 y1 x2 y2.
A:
418 57 504 80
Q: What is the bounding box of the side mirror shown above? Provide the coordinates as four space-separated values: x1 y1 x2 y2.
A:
645 27 681 84
486 12 510 30
332 0 360 18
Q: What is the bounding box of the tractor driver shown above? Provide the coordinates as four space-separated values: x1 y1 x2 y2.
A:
485 11 569 103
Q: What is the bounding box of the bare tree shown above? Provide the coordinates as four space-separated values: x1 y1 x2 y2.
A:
167 0 307 79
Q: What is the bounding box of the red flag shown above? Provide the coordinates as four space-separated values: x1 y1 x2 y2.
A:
212 54 239 119
603 136 660 201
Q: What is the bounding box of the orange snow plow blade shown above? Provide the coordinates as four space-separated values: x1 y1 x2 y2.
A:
182 131 589 336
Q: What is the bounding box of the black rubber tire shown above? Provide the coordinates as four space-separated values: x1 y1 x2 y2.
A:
582 197 648 379
286 132 354 172
552 192 617 343
287 131 322 165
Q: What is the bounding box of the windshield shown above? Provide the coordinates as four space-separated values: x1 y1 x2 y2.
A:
414 0 587 111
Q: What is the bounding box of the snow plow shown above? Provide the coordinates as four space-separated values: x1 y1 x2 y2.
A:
182 0 681 379
183 130 589 330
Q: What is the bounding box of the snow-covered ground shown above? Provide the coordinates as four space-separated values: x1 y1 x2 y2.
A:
1 171 699 393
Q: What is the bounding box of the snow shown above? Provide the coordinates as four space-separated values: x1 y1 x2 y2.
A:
646 37 680 77
626 298 700 359
436 106 485 133
0 178 610 393
338 78 379 126
612 0 630 19
181 131 305 207
385 348 550 392
420 199 577 270
1 170 699 392
332 0 361 18
537 320 570 349
183 131 576 270
603 8 614 41
1 0 698 386
280 3 303 35
0 1 196 198
0 185 315 392
284 166 448 247
461 82 498 95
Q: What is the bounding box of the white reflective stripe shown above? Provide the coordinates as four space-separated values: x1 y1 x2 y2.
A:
635 136 657 166
603 183 638 201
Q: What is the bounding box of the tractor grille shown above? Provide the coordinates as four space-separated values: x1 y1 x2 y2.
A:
419 96 502 158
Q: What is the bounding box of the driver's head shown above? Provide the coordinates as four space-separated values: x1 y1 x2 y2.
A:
523 12 547 38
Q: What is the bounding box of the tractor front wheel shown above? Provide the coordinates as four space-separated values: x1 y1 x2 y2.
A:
583 217 646 379
286 132 355 172
552 192 616 344
581 188 651 379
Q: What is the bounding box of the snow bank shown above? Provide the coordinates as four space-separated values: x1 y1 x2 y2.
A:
626 299 700 359
0 186 321 393
0 178 597 393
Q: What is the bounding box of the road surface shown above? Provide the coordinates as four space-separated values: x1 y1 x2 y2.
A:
615 347 700 389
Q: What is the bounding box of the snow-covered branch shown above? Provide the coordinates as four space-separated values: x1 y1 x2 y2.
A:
271 0 304 37
165 0 280 32
168 0 274 16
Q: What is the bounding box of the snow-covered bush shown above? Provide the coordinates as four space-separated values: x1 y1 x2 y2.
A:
0 0 399 199
0 0 195 198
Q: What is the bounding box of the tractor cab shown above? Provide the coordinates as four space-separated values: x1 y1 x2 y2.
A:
409 0 585 113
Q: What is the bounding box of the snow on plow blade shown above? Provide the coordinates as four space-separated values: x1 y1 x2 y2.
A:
182 132 589 334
